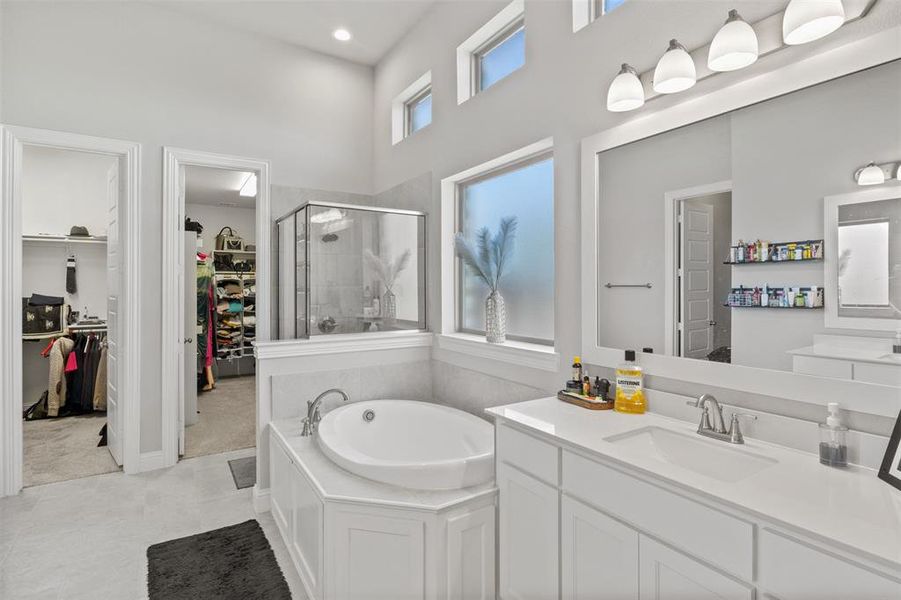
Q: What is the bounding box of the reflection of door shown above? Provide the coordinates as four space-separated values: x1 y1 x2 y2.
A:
105 163 122 466
681 202 714 359
177 166 189 456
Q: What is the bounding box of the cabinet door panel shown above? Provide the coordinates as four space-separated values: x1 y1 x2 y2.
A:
269 437 292 537
639 536 752 600
498 464 559 600
562 495 639 600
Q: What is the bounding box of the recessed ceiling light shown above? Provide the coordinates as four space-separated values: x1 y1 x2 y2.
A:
333 28 352 42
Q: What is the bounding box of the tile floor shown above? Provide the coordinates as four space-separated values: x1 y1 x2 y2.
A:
0 448 307 599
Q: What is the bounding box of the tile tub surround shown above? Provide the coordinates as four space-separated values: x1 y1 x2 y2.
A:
0 448 306 600
431 359 548 417
487 397 901 572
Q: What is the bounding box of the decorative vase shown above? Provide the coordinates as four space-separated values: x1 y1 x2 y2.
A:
485 290 506 344
383 289 397 326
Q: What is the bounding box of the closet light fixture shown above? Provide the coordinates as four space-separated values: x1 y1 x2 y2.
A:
855 162 885 186
607 63 644 112
239 174 258 197
333 28 352 42
653 39 696 94
708 10 758 72
783 0 845 45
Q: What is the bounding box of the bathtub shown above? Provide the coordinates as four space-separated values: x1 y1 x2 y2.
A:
317 399 495 490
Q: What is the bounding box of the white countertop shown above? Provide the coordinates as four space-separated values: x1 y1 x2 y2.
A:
486 397 901 572
788 344 901 366
271 417 496 512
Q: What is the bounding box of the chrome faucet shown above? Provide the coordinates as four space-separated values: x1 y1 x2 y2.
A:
686 393 756 444
301 388 349 437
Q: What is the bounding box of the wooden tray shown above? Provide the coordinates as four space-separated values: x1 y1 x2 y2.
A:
558 391 614 410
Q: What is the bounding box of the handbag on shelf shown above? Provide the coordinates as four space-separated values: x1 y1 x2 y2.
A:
215 227 244 251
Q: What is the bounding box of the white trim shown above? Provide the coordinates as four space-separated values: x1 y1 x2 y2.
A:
440 136 555 346
663 181 733 358
456 0 524 105
252 484 271 513
391 71 432 145
572 0 593 32
161 147 271 469
824 186 901 331
253 331 433 360
0 126 142 496
580 27 901 418
436 333 559 372
138 450 166 473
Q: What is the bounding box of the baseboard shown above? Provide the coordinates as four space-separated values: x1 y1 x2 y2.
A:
253 484 271 513
138 450 166 473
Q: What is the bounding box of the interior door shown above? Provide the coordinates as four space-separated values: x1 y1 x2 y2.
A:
105 162 123 466
680 202 714 360
177 165 187 456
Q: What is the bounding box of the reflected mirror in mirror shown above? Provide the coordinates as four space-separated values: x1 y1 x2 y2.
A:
595 59 901 379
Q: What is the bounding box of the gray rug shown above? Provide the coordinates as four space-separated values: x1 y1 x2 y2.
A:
147 519 290 600
228 456 256 490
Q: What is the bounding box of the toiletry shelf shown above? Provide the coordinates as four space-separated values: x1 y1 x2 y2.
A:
723 304 823 309
728 239 824 264
724 257 823 265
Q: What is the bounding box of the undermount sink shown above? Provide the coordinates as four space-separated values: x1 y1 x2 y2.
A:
605 426 777 483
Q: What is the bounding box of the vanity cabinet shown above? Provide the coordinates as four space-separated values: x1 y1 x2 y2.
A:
494 422 901 600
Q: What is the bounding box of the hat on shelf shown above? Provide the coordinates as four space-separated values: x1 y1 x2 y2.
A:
69 225 90 237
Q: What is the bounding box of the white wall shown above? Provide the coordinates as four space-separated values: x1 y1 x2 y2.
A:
186 203 257 257
2 1 374 455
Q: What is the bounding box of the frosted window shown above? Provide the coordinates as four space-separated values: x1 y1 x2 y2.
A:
837 221 890 307
459 156 554 343
604 0 627 13
478 25 525 92
407 90 432 134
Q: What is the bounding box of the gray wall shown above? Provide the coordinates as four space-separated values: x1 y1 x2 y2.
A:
2 2 375 454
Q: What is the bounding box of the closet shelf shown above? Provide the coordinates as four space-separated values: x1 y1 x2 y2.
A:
23 234 107 245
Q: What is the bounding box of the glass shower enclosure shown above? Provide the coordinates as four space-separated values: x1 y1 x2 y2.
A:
277 202 426 339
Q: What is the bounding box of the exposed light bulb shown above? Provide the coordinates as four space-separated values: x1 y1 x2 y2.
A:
333 28 352 42
607 63 644 112
653 39 696 94
783 0 845 45
856 162 885 186
708 10 759 72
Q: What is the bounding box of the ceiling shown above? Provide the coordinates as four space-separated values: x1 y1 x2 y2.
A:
185 165 256 208
165 0 437 66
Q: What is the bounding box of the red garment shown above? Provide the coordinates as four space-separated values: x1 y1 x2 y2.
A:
65 349 78 373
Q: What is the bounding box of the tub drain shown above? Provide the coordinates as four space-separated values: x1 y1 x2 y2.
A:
362 409 376 423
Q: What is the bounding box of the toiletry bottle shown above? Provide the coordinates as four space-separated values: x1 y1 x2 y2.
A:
614 350 646 414
893 330 901 355
572 356 583 382
761 285 769 307
582 375 592 397
818 402 848 468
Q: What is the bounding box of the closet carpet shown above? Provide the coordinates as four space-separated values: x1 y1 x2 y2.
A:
23 413 118 487
184 375 256 459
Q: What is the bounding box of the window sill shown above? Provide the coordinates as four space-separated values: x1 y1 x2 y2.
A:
436 333 559 372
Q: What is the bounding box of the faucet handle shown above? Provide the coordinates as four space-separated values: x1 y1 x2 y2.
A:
728 412 757 444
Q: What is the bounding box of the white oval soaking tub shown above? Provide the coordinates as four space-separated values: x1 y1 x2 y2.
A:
316 399 494 490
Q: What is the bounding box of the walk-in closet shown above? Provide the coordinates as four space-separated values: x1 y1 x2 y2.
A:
20 146 120 486
181 166 257 459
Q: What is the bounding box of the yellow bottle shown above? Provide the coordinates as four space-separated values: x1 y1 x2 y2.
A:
614 350 646 414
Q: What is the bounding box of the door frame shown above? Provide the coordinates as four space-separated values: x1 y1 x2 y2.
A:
0 125 142 496
663 180 732 358
161 147 271 468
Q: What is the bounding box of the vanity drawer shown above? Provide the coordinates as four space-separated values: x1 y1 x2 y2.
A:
562 450 753 581
758 529 901 599
496 424 559 485
793 356 853 379
853 362 901 387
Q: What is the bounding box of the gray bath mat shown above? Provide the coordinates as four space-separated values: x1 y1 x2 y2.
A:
227 456 256 490
147 519 290 600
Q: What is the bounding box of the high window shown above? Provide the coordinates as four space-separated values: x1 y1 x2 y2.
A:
573 0 628 31
457 0 525 104
405 86 432 136
391 71 431 145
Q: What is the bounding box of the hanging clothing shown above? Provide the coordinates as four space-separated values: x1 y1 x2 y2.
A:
197 259 214 370
66 255 77 294
47 336 74 417
93 345 108 411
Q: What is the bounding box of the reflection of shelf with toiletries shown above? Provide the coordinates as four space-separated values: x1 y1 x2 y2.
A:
725 285 823 309
726 239 824 264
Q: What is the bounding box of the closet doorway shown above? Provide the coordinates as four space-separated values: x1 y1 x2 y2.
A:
0 126 141 496
161 148 270 469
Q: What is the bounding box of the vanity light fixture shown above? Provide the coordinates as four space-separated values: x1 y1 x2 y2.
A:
708 10 759 72
653 39 696 94
607 63 645 112
783 0 845 45
333 28 352 42
239 173 257 197
855 162 885 186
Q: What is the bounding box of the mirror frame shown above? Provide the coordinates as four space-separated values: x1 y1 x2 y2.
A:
580 27 901 417
825 187 901 331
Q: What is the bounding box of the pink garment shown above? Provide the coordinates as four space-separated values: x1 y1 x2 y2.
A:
65 349 78 373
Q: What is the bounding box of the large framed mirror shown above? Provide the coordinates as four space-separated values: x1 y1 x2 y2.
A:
580 30 900 417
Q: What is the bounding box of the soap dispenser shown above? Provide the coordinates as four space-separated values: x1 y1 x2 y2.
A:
818 402 848 468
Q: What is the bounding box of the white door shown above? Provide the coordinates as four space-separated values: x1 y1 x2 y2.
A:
105 162 123 466
639 536 752 600
561 496 639 599
183 231 199 429
177 165 187 456
680 202 714 360
498 463 559 600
